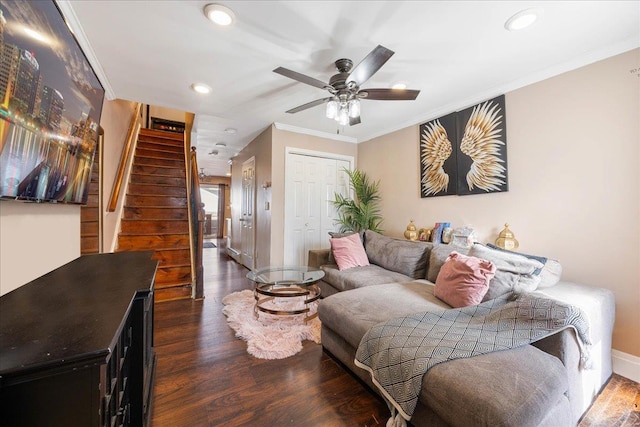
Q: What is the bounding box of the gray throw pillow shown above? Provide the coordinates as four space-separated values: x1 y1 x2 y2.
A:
468 243 544 301
364 230 433 279
486 243 562 288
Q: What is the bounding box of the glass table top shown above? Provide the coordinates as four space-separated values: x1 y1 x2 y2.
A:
246 266 324 286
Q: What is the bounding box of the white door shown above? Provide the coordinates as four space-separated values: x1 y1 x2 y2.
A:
284 152 352 266
240 157 255 269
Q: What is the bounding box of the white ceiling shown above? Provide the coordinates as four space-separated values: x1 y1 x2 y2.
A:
60 1 640 177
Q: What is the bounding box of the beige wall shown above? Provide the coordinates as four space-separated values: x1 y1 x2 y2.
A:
270 127 358 266
0 202 80 295
230 126 273 268
230 125 359 267
100 99 138 251
358 49 640 357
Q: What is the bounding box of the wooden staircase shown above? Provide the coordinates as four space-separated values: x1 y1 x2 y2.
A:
116 128 192 302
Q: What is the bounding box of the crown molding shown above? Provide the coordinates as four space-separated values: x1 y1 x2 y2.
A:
274 122 358 144
56 1 116 100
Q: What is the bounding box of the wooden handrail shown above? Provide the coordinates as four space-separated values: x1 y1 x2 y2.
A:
189 146 204 299
107 103 142 212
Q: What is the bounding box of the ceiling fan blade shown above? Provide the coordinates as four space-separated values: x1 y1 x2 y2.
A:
359 88 420 100
286 97 333 114
349 115 361 126
273 67 330 90
346 45 394 87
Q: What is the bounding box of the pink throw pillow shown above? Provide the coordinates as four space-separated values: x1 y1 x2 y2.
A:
330 232 370 271
435 252 496 308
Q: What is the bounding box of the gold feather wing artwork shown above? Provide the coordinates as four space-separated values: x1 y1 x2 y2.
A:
420 119 453 196
459 100 506 192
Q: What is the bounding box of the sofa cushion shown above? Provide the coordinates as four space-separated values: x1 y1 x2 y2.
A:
422 344 570 427
320 264 412 293
486 243 562 289
327 231 364 264
330 232 369 270
434 252 495 308
318 280 451 348
364 230 433 279
427 244 470 283
468 243 544 301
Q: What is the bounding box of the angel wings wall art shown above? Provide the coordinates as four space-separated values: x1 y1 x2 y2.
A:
420 95 508 197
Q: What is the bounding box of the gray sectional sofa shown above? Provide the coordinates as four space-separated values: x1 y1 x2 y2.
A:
310 230 615 427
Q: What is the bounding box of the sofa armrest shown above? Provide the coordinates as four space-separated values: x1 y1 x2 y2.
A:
309 249 331 269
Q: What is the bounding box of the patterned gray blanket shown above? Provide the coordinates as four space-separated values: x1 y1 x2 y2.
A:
354 293 592 422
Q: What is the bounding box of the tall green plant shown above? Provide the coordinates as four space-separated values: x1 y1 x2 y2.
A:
333 168 383 233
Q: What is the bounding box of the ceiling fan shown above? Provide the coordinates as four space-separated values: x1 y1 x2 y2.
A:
273 45 420 126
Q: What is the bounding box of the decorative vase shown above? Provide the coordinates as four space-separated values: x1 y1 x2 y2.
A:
495 223 519 250
404 220 418 241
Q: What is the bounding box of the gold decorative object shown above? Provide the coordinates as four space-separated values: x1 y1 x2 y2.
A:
418 228 432 242
404 220 418 241
495 223 519 250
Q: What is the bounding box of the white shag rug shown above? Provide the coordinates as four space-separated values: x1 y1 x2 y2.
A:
222 289 321 360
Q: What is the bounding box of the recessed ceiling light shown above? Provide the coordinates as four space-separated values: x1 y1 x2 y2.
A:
391 82 407 90
191 83 211 94
504 8 541 31
215 142 227 147
204 4 235 26
224 128 237 134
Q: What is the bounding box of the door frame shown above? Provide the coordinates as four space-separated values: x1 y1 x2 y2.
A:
240 157 256 269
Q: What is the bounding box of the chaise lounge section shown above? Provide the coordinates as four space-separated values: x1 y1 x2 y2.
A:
311 230 615 426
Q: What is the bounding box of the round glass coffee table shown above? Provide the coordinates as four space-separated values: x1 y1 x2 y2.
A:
246 266 324 322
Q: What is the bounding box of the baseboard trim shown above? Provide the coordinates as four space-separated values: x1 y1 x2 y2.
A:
612 349 640 383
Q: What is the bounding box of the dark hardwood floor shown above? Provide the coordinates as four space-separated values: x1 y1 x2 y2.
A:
150 240 639 426
150 241 388 426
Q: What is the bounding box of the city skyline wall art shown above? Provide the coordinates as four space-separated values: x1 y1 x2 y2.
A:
0 0 105 204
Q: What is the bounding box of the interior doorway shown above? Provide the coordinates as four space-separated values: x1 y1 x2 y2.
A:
200 184 226 239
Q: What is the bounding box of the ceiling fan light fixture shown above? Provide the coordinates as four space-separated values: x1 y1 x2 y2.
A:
504 8 541 31
348 99 360 118
204 4 235 26
326 99 338 119
337 107 349 126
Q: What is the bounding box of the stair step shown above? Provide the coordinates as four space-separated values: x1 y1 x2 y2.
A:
127 183 186 197
137 140 184 154
123 207 188 220
120 219 189 234
156 265 192 283
125 195 187 208
135 147 184 161
139 128 184 142
134 156 185 168
130 174 186 186
154 285 192 302
131 165 185 177
152 248 191 265
117 234 190 251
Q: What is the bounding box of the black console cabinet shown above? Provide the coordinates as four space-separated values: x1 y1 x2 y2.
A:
0 251 158 427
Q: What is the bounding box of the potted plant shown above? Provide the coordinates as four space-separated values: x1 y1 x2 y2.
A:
333 168 383 233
